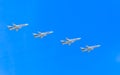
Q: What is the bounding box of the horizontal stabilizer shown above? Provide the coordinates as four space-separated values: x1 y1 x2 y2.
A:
80 47 87 52
33 33 38 38
8 26 13 30
60 40 64 43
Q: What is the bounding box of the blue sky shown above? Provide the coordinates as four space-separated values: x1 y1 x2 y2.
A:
0 0 120 75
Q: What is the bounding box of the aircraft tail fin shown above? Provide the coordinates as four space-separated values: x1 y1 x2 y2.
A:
60 40 64 43
80 47 86 52
33 33 38 38
8 26 13 30
60 40 65 45
38 32 41 34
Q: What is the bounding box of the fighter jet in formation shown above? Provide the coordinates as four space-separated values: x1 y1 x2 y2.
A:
8 23 28 31
60 37 81 45
33 31 53 38
80 45 101 52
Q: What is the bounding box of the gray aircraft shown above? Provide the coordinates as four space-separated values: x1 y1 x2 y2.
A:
80 45 101 52
8 23 28 31
33 31 53 38
60 37 81 45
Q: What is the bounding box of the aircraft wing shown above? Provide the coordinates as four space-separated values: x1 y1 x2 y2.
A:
66 37 70 41
15 28 19 31
40 35 45 38
68 43 72 46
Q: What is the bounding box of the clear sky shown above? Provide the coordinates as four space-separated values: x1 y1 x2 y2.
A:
0 0 120 75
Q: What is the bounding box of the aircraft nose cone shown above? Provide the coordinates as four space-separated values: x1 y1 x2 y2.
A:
77 38 81 40
50 31 54 33
25 24 28 25
96 45 101 47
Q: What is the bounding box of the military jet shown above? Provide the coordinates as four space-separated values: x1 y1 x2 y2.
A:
80 45 101 52
33 31 53 38
8 23 28 31
60 37 81 45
